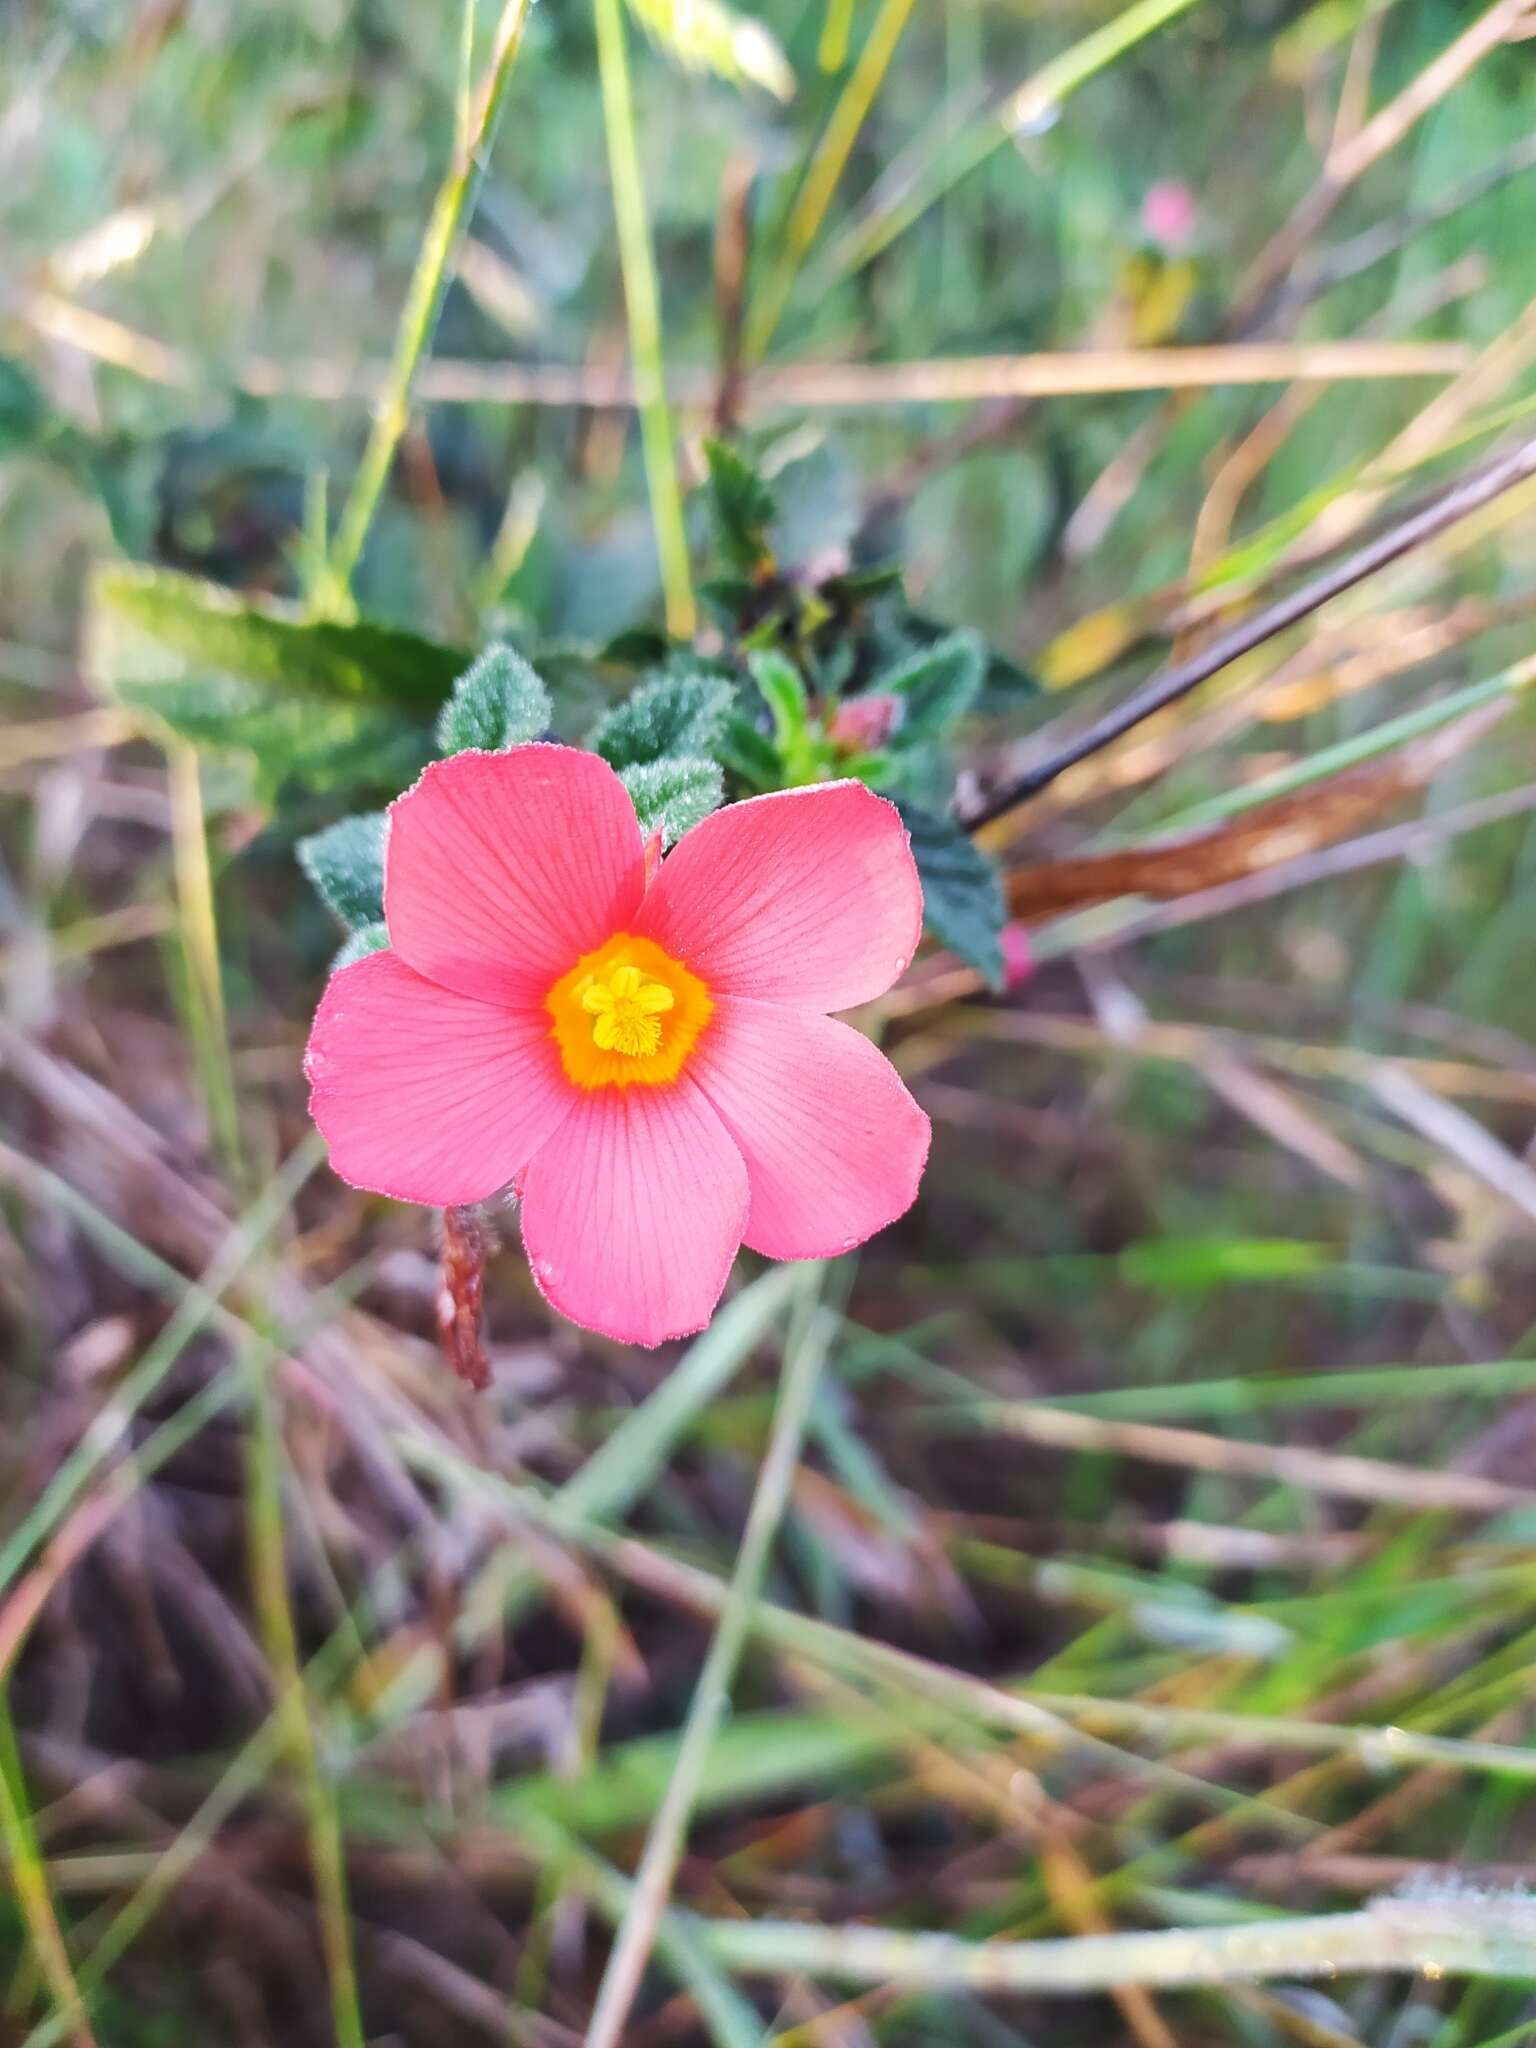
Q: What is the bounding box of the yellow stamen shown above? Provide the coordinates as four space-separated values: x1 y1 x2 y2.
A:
545 934 712 1090
579 961 676 1057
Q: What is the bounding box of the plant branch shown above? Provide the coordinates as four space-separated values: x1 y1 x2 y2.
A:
963 434 1536 830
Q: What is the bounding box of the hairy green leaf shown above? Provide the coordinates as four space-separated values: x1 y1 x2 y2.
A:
878 631 986 743
899 803 1005 988
297 812 388 930
620 756 724 845
590 670 736 771
92 563 466 708
885 608 1040 711
437 643 552 754
86 562 462 797
331 921 391 971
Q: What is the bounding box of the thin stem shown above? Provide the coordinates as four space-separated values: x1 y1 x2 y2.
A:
593 0 695 639
1157 656 1534 834
821 0 1206 286
0 1695 97 2048
166 743 242 1187
324 0 534 605
581 1299 833 2048
744 0 919 364
817 0 856 71
963 433 1536 830
692 1895 1536 1993
246 1364 367 2048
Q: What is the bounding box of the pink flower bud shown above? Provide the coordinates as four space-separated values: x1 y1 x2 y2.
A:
829 693 901 753
1140 181 1197 253
1001 922 1034 992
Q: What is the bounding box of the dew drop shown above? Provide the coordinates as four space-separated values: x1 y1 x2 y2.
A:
1012 97 1061 140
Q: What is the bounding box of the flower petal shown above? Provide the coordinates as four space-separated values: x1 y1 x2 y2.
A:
520 1083 748 1346
385 746 645 1005
690 997 929 1259
634 781 923 1011
305 949 572 1206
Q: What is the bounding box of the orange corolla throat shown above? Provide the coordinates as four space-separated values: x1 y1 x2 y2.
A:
546 933 712 1089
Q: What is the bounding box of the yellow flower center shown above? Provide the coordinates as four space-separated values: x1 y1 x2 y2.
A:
580 961 674 1058
546 933 712 1090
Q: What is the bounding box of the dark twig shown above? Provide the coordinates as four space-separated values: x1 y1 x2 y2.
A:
962 434 1536 831
1269 135 1536 328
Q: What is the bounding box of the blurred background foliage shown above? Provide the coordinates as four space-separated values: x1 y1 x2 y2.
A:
8 0 1536 2043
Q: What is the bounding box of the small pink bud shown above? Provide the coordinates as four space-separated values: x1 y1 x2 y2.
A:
1140 181 1197 253
641 828 664 889
829 693 901 753
1001 922 1034 992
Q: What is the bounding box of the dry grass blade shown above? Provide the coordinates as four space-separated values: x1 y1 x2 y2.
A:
918 1402 1532 1514
693 1895 1536 1992
11 292 1475 406
1002 695 1513 916
1079 775 1536 948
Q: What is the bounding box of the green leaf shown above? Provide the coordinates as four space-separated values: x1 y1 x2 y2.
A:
620 756 724 846
1118 1236 1335 1293
87 562 464 797
436 642 552 754
767 438 859 569
747 648 823 782
877 631 986 743
297 812 388 929
747 647 806 731
889 608 1040 710
716 712 782 791
590 670 735 771
898 803 1005 988
494 1710 889 1837
331 921 390 971
704 440 776 576
0 355 50 455
92 563 466 708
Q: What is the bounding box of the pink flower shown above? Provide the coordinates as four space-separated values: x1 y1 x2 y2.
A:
1140 180 1197 253
1001 922 1034 992
304 746 930 1346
